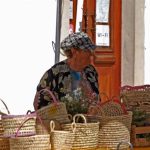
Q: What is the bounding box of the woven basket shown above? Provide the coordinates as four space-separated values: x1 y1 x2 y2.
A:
2 111 36 137
9 118 50 150
98 121 130 150
0 98 10 136
120 85 150 113
87 96 132 150
61 114 99 150
98 111 132 132
0 138 10 150
0 98 10 150
35 89 70 132
10 134 50 150
97 108 132 149
36 119 49 135
50 120 75 150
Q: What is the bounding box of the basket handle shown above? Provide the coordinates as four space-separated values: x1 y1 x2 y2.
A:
50 120 76 133
25 110 48 131
15 117 36 137
71 122 76 133
50 120 55 132
0 98 10 115
15 113 46 137
34 88 58 110
26 110 34 114
73 114 87 124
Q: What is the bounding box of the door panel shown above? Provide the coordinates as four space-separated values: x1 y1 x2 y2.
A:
83 0 121 99
70 0 121 100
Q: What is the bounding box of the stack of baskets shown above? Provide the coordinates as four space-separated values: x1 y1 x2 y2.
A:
0 89 133 150
121 85 150 147
86 95 133 150
0 98 51 150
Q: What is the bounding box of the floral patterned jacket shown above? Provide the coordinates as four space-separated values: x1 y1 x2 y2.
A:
35 60 100 115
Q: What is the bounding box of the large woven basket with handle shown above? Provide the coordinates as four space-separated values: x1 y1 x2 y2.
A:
99 120 131 150
86 94 132 150
34 88 70 132
61 114 99 150
97 100 132 149
50 120 75 150
2 110 36 137
9 117 51 150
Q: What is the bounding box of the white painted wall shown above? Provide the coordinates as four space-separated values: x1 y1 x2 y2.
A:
0 0 56 114
144 0 150 84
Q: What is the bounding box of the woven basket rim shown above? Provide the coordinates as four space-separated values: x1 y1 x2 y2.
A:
121 85 150 92
90 111 132 118
1 113 36 119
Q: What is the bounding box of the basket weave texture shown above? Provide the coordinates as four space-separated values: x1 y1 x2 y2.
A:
97 101 132 149
99 121 130 150
2 113 36 137
121 85 150 147
0 138 10 150
9 117 51 150
61 114 99 150
50 120 75 150
120 85 150 113
0 98 10 136
35 89 70 132
0 98 10 150
98 111 132 132
87 95 132 150
9 134 51 150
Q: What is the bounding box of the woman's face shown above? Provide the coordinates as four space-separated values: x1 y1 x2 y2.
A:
71 48 93 70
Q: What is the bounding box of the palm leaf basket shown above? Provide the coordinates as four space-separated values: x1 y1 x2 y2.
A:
1 110 36 137
50 120 75 150
34 88 70 132
0 98 10 150
86 95 132 150
98 120 131 150
120 85 150 113
9 117 51 150
61 114 99 150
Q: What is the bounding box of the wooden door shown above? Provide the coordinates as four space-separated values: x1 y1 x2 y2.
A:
83 0 121 100
70 0 121 101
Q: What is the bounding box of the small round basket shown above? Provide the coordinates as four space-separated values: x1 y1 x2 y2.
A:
61 114 99 150
50 120 75 150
